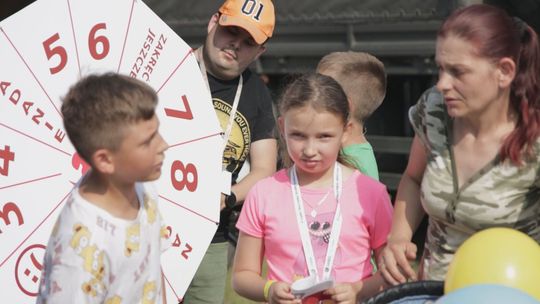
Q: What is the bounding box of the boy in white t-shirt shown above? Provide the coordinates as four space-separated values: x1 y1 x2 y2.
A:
36 73 169 304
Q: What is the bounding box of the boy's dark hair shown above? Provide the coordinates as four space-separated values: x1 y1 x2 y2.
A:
62 73 158 163
317 51 386 124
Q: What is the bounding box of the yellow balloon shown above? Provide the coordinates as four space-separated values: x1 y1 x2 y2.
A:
445 227 540 300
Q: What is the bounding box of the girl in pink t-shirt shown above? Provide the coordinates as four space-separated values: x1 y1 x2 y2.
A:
232 73 393 303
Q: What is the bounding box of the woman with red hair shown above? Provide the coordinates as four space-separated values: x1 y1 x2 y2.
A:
379 4 540 284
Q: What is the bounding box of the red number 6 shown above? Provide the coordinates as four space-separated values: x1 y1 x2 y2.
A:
170 161 198 192
88 23 110 60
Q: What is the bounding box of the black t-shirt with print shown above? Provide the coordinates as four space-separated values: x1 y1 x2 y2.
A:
208 68 275 243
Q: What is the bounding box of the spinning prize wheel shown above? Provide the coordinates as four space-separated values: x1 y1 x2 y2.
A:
0 0 223 302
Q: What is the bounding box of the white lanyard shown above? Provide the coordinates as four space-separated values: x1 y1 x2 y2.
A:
196 47 243 153
290 163 343 281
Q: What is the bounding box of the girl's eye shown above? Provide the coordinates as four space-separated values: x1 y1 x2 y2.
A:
289 132 304 138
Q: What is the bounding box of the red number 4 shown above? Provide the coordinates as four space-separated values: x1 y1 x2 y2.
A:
0 145 15 176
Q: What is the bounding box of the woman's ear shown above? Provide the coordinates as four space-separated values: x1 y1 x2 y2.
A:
497 57 516 88
91 148 115 175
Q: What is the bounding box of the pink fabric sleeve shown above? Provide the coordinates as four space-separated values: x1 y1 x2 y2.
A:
236 182 265 238
369 186 393 250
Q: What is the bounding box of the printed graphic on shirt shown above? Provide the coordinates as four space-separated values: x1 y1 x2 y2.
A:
82 277 105 297
292 211 341 279
105 295 122 304
213 98 251 174
125 223 141 257
69 223 108 294
144 193 158 224
142 281 157 304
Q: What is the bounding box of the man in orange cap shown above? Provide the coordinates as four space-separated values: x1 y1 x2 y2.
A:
185 0 277 303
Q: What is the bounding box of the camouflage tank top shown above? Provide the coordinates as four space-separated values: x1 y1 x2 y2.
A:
409 87 540 280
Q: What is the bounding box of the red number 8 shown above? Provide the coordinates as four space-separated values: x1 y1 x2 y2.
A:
170 161 198 192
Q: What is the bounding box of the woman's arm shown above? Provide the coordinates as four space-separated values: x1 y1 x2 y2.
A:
379 136 427 284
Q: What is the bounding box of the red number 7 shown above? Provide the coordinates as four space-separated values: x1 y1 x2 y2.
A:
164 95 193 120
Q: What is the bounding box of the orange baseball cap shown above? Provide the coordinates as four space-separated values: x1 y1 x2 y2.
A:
218 0 275 45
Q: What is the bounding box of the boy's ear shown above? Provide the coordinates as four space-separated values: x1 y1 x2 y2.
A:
347 97 354 113
90 148 115 174
341 121 353 145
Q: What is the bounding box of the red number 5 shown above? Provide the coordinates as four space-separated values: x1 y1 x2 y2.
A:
43 33 67 75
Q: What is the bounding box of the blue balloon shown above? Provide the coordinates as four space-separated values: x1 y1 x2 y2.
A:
436 284 539 304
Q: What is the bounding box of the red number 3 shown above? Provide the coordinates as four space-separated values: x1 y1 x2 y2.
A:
42 23 110 75
170 160 198 192
0 202 24 234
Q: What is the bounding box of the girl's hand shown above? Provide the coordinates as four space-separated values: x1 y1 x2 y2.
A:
268 281 302 304
323 283 356 304
378 239 418 285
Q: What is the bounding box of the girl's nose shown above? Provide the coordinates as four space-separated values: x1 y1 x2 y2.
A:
302 141 316 157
